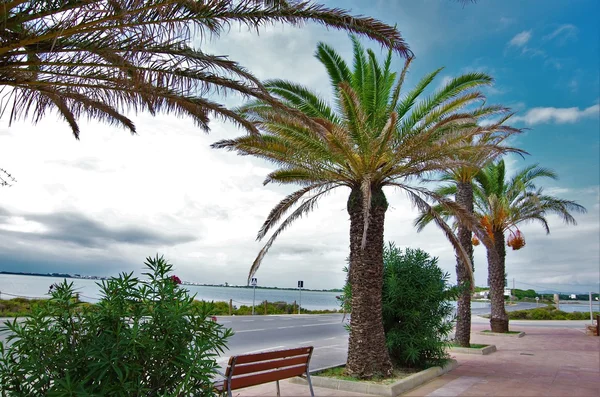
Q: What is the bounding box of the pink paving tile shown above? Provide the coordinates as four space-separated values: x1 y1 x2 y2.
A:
403 326 600 397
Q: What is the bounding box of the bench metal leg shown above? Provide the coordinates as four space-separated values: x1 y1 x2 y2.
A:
276 379 280 396
306 373 315 397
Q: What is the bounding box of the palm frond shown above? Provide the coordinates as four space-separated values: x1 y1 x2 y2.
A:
393 183 474 285
248 183 338 283
257 182 334 240
2 0 410 137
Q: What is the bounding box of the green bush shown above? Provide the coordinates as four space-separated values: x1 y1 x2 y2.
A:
507 308 600 320
381 245 456 369
340 244 455 369
0 255 232 396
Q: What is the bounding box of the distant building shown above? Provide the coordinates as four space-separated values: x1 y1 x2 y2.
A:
569 294 576 299
473 290 489 299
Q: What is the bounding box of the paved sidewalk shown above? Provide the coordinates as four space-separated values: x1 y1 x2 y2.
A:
231 320 600 396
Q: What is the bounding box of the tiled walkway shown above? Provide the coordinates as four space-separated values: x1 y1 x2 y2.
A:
231 320 600 396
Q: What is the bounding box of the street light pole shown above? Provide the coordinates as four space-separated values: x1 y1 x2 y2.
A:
298 280 303 314
251 277 257 315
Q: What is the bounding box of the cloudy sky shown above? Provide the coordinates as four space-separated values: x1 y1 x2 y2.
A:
1 0 598 294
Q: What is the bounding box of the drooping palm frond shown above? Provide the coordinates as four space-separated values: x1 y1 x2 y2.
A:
247 182 338 283
1 0 410 138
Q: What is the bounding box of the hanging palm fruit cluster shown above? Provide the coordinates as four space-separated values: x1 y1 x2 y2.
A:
472 236 480 246
507 229 526 250
480 216 494 238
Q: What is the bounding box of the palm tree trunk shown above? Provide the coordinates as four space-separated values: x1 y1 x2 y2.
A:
454 182 474 347
488 230 509 332
346 186 393 379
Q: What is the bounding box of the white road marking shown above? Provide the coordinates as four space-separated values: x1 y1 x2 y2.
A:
278 326 294 329
235 328 266 333
263 319 274 322
315 344 347 349
426 376 481 397
218 321 231 324
302 322 340 327
242 320 255 322
325 337 337 340
244 346 285 354
298 341 313 344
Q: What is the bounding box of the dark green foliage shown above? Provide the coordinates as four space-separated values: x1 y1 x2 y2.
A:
0 297 94 317
382 244 456 369
340 244 456 369
512 289 537 300
0 297 337 318
203 300 337 316
0 255 232 396
508 307 599 320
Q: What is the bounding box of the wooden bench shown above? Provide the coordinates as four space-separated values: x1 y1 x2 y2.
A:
214 346 315 397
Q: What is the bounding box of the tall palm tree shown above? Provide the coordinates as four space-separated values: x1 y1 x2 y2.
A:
472 160 586 332
414 129 525 347
0 0 410 139
213 36 510 378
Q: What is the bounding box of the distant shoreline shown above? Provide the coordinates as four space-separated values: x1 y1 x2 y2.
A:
0 271 343 293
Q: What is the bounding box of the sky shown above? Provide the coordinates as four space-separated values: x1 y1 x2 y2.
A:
0 0 599 294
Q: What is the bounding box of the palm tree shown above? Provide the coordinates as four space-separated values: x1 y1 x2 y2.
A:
0 0 410 139
472 160 586 332
213 36 510 378
414 128 525 347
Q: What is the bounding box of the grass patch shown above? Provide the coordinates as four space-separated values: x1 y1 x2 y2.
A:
0 297 339 317
449 343 488 349
316 365 418 385
508 307 599 320
0 297 94 317
481 330 521 334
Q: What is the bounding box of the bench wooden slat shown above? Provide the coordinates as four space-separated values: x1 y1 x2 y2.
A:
231 346 312 365
227 355 309 376
229 365 307 390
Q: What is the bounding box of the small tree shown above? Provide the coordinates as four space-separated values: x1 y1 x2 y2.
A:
340 243 456 370
0 255 232 396
382 244 456 369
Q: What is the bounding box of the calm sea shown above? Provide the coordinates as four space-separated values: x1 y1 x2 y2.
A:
0 274 341 310
2 275 596 312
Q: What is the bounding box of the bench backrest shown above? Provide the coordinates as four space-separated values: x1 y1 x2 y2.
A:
220 346 313 391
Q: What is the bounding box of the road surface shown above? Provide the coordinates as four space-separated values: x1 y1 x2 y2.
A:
216 313 348 370
1 309 593 371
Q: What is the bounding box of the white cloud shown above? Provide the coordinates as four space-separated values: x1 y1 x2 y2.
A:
509 30 532 47
498 17 516 30
513 104 599 125
544 24 578 43
0 12 598 296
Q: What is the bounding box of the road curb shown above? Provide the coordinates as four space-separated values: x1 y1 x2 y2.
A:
478 330 525 338
448 344 497 355
290 359 458 396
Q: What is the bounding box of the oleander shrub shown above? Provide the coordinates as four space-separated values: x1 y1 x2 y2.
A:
0 255 232 396
341 244 456 369
507 308 600 320
382 244 456 369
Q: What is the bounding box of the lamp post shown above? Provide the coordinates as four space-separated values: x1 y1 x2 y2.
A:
298 280 303 314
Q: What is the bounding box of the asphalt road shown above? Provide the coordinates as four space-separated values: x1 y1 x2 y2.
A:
0 314 351 371
215 313 349 371
0 308 593 371
471 301 539 315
